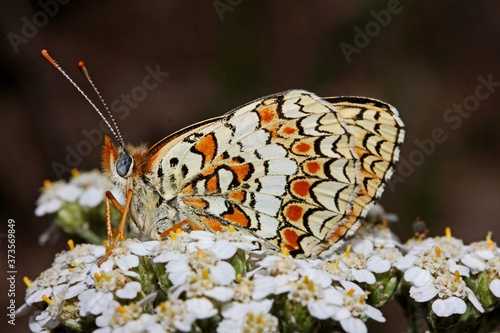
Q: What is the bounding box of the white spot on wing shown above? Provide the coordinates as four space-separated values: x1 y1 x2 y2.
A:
255 214 279 238
258 176 286 195
253 193 281 217
229 112 259 144
218 168 234 192
268 159 297 175
240 129 269 152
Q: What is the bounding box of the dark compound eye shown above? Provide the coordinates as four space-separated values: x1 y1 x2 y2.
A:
116 155 134 178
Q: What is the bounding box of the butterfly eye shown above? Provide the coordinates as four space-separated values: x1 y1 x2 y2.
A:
116 155 134 178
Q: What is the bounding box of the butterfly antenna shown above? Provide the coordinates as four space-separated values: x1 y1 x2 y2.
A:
41 50 123 147
78 61 126 147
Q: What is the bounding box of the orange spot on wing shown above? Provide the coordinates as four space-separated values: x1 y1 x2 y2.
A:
223 205 249 227
202 166 216 176
229 190 246 203
199 216 223 232
181 184 195 195
283 228 300 250
230 164 251 183
207 175 218 193
195 134 217 167
296 142 311 153
292 180 311 197
286 205 303 222
183 198 207 210
306 161 320 174
257 105 278 125
283 127 296 135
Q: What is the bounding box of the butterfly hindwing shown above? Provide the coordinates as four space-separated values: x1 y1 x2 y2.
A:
145 90 404 257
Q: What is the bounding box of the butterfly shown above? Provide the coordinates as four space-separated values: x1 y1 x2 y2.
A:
41 51 404 264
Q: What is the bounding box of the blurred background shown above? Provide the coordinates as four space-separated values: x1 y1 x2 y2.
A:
1 1 499 331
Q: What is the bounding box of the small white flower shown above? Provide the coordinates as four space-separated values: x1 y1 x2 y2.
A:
79 289 115 316
218 299 277 333
116 281 142 299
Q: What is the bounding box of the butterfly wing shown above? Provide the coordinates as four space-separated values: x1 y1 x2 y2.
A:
144 90 404 257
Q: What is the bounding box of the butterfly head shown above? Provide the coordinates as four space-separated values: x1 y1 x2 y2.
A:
102 135 147 188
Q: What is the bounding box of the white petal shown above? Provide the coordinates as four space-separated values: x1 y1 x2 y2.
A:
466 288 484 313
339 281 365 295
211 240 237 259
64 283 87 299
308 299 337 319
116 254 139 271
185 297 218 319
56 184 82 202
116 281 142 299
367 256 391 273
410 285 439 302
340 317 367 333
204 287 234 302
395 254 417 271
351 238 374 257
352 269 376 284
432 297 466 317
217 318 243 333
78 187 104 207
404 267 431 287
460 255 485 274
252 276 276 300
489 279 500 297
210 261 236 285
35 199 62 216
365 305 385 322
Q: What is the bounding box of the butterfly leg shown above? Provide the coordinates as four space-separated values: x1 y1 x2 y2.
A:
98 188 133 266
159 219 200 238
104 191 124 243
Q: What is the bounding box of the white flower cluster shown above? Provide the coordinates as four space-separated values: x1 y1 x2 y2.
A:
396 229 494 317
35 169 117 216
21 219 403 333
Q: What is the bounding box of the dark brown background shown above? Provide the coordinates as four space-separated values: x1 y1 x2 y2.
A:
1 1 500 332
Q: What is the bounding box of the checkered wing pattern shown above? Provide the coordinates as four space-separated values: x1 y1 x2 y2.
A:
145 90 404 257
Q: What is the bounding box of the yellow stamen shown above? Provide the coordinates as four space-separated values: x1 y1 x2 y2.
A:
248 313 254 322
23 276 31 288
435 246 441 258
67 239 75 251
42 295 52 305
68 268 73 272
305 277 315 293
229 225 236 233
281 246 289 257
160 302 166 312
345 244 351 258
101 271 110 281
489 240 495 249
347 288 355 296
70 260 78 267
170 231 177 241
236 273 242 283
445 227 451 239
197 249 203 258
455 270 460 283
176 228 182 235
202 268 210 280
43 179 52 187
333 258 340 269
382 220 388 227
118 305 126 313
120 233 125 241
257 315 264 324
486 231 492 242
359 295 366 304
71 168 80 177
94 272 101 282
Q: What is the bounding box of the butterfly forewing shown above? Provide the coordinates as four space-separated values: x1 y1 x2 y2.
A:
145 90 404 257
